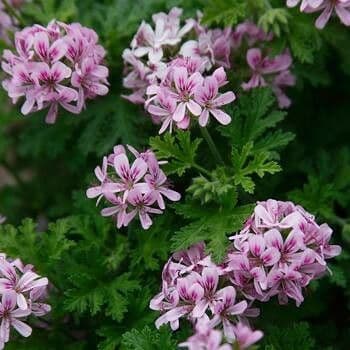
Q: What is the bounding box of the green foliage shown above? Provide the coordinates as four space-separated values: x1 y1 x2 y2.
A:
150 131 202 176
289 149 350 223
231 141 281 193
172 202 253 262
262 322 315 350
258 8 290 37
121 326 177 350
287 13 322 64
220 88 294 193
202 0 248 27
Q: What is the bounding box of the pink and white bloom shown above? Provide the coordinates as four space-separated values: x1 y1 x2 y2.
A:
242 49 295 108
0 254 51 348
87 145 180 230
171 67 203 122
286 0 323 10
0 260 48 310
144 154 181 209
113 153 148 201
86 156 120 204
304 0 350 29
179 316 232 350
0 217 6 225
125 189 163 230
2 20 109 123
194 75 235 127
232 322 263 349
0 292 32 345
229 199 341 306
210 286 248 342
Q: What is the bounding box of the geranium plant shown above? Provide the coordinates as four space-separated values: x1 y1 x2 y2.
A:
0 0 349 349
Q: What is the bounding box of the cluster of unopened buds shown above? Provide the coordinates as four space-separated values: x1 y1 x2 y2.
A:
86 145 181 230
151 199 341 349
287 0 350 29
0 253 51 349
1 20 109 124
122 8 296 135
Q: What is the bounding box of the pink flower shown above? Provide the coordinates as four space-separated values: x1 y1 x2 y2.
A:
231 21 272 49
151 243 262 348
33 31 66 63
232 322 263 349
0 254 50 348
0 260 48 310
272 70 296 108
211 286 248 342
113 153 149 200
286 0 323 10
179 316 232 350
0 217 6 225
100 195 128 229
146 58 235 132
304 0 350 29
147 91 179 134
0 292 32 345
125 189 162 229
171 66 203 122
86 156 120 204
180 28 232 70
29 287 51 317
131 8 193 63
155 273 204 329
229 199 341 306
194 74 235 127
242 49 295 108
144 154 181 209
87 145 180 230
71 58 109 110
172 242 213 273
2 20 109 123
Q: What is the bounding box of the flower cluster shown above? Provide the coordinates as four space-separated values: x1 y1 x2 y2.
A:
86 145 181 230
0 216 6 225
179 315 263 350
151 200 341 348
287 0 350 29
227 199 342 306
146 59 236 133
241 49 295 109
0 253 51 349
150 242 263 348
123 9 296 133
1 20 109 124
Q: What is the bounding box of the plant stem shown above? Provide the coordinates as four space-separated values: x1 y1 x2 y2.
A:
200 127 225 166
192 163 212 178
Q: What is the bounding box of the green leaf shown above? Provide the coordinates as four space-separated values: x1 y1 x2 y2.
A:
121 326 177 350
263 322 315 350
232 145 281 193
150 131 202 176
172 204 253 262
202 0 247 27
258 8 290 37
